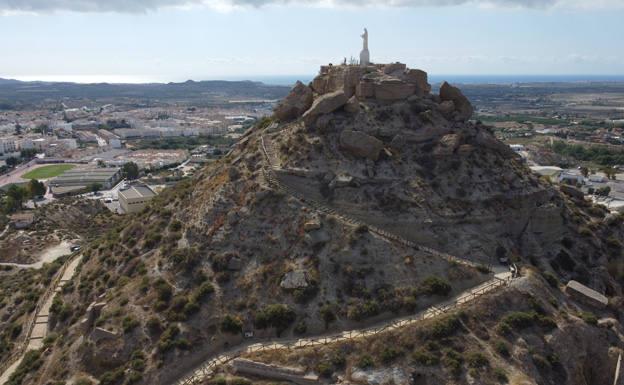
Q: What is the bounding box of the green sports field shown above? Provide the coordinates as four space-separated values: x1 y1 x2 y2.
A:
22 164 76 180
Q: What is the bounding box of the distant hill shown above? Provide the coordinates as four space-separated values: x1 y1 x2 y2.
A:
0 78 21 85
0 78 291 107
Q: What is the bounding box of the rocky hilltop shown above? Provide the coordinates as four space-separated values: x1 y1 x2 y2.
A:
4 63 623 385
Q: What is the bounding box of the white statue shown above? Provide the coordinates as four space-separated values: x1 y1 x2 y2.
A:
360 28 370 66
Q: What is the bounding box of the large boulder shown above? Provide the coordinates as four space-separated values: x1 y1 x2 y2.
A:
273 81 313 122
404 69 431 95
302 90 348 126
439 81 473 121
339 130 384 161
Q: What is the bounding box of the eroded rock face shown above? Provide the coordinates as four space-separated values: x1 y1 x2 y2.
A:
274 81 314 122
439 81 474 121
302 90 348 126
339 130 384 161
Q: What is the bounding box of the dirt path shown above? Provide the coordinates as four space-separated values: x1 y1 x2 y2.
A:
0 254 83 385
174 272 514 385
0 241 73 270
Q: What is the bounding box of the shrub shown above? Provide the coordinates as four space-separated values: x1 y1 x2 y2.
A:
442 349 463 377
194 282 215 301
542 272 559 288
99 368 124 385
420 276 452 296
346 300 380 321
380 347 402 364
319 304 336 328
494 367 509 383
358 355 374 369
493 340 510 357
465 351 489 368
316 362 333 378
294 320 307 335
254 304 296 335
169 220 182 232
578 311 598 325
122 316 140 333
497 311 556 334
146 317 162 334
154 279 172 302
221 315 243 334
412 349 440 366
429 315 461 339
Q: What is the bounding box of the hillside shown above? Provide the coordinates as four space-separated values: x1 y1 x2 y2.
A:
1 63 623 385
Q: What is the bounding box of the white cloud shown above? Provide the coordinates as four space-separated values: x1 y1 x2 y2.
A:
0 0 621 13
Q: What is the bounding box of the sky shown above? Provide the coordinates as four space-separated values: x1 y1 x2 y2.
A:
0 0 623 83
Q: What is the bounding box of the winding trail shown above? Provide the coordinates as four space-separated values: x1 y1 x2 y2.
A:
170 135 517 385
0 253 83 385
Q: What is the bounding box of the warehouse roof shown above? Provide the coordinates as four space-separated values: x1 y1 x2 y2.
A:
50 168 120 186
119 185 156 200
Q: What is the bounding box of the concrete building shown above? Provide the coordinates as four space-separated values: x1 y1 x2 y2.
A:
0 138 17 155
119 184 157 214
49 167 122 196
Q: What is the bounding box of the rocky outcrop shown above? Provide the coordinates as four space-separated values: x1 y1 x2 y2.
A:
439 81 473 121
403 69 431 95
274 81 313 122
280 270 309 289
339 130 384 161
302 90 348 126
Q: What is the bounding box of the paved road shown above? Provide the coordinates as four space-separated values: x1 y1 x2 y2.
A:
0 160 37 188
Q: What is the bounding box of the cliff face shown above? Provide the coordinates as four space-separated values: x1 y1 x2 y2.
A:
12 63 624 385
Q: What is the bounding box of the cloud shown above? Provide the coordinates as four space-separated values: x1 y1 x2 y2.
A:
0 0 621 13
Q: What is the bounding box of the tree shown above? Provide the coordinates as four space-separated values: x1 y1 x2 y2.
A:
122 162 140 180
27 179 46 198
596 186 611 197
5 157 18 167
4 185 26 212
14 123 22 135
20 149 37 159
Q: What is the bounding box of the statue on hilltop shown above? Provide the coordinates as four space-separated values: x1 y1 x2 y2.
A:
360 28 370 66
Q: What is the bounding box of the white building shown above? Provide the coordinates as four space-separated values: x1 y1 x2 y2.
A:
119 184 157 214
558 171 584 185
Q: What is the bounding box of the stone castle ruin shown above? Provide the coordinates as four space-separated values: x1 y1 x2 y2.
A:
274 60 473 127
